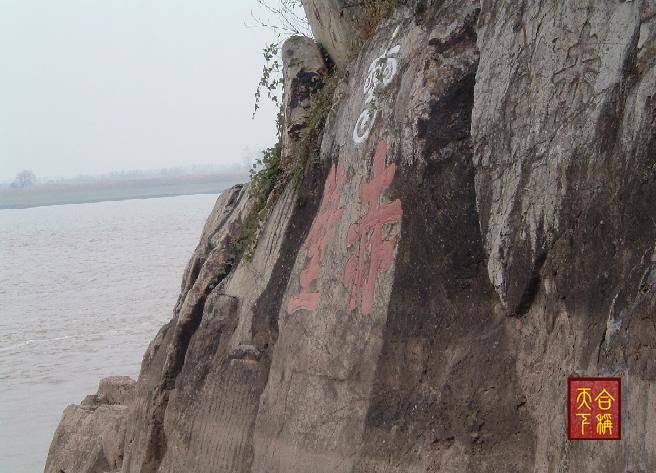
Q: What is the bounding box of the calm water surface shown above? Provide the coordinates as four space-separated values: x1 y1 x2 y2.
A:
0 194 218 473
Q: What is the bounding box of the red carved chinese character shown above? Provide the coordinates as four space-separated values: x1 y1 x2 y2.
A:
287 163 346 314
344 141 402 315
567 377 621 440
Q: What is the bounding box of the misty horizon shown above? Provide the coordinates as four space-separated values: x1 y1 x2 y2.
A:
0 1 286 182
0 162 250 185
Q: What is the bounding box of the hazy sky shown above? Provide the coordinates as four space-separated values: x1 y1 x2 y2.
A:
0 0 289 180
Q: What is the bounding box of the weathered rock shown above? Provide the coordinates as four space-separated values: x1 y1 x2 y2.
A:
120 184 254 473
44 405 127 473
44 0 656 471
471 0 656 469
473 0 656 316
281 36 327 165
44 377 134 473
96 377 137 405
300 0 370 68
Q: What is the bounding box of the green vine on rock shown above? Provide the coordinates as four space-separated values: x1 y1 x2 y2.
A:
233 142 283 260
237 67 339 261
253 43 284 118
251 0 311 118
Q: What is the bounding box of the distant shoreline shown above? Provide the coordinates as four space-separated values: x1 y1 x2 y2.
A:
0 174 246 210
1 190 223 210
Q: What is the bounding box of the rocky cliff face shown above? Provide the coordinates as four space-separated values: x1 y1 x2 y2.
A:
45 0 656 472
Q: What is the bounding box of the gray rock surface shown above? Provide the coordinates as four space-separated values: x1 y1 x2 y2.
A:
471 1 656 469
300 0 369 68
44 377 135 473
281 36 327 165
120 184 254 473
96 377 137 405
44 0 656 471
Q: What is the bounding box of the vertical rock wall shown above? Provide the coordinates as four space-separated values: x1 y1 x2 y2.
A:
472 1 656 470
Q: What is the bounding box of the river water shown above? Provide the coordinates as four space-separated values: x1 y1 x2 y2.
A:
0 194 218 472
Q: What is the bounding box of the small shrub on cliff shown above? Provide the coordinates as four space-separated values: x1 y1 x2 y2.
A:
289 69 340 182
238 2 340 260
233 142 283 260
253 43 283 118
249 141 283 206
237 67 338 260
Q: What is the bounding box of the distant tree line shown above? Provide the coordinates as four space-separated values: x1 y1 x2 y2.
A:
10 170 36 188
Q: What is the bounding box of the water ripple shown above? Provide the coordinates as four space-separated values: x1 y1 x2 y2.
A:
0 194 217 473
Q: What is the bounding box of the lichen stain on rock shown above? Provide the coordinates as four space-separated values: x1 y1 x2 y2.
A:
289 70 325 110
